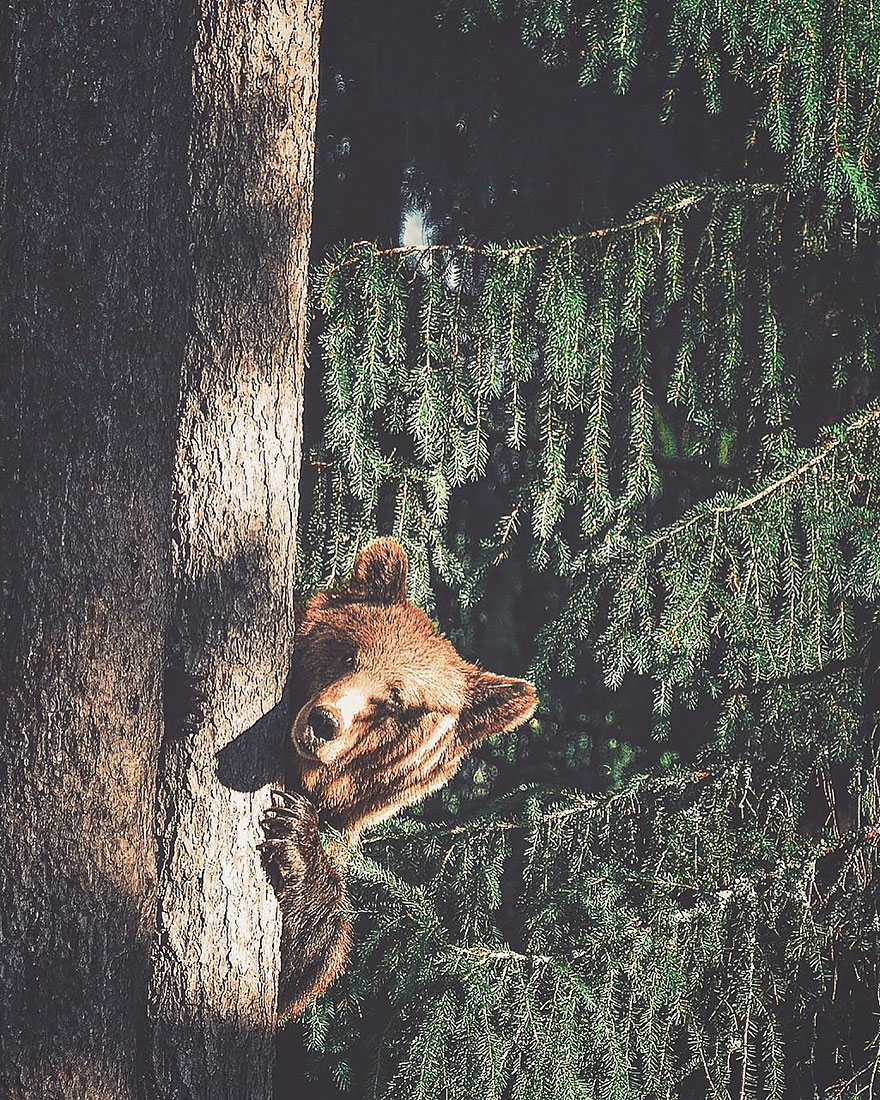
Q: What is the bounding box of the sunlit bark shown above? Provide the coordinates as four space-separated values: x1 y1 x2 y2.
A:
1 1 321 1096
148 2 321 1097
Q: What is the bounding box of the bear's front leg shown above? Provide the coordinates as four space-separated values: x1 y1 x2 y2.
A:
260 789 352 1020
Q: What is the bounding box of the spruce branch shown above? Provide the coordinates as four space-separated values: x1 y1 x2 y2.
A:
321 183 784 279
641 403 880 556
300 6 880 1092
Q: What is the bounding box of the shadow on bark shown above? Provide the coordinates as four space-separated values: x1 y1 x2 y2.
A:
147 983 278 1100
214 696 289 794
0 853 285 1098
0 861 245 1100
0 864 149 1098
210 610 344 1100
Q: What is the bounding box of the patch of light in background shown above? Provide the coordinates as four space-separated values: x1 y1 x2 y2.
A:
399 205 460 289
400 206 431 248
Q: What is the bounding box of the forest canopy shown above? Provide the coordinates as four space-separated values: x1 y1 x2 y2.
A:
295 2 880 1097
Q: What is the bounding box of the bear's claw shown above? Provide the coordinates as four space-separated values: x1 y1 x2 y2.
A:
259 789 320 889
270 788 314 812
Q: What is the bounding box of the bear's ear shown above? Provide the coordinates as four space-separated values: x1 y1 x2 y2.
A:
348 538 408 605
458 671 538 748
295 592 327 638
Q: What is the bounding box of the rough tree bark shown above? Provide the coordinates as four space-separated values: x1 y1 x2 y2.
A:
1 1 321 1097
148 3 321 1098
0 3 189 1096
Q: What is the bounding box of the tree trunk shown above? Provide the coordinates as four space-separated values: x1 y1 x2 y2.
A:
0 2 189 1096
1 1 320 1096
148 3 321 1098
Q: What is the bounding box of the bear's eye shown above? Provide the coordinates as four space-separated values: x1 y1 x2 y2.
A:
373 690 404 719
341 650 357 670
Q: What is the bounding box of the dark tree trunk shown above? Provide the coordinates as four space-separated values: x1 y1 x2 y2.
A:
1 1 321 1097
148 3 321 1098
0 2 189 1096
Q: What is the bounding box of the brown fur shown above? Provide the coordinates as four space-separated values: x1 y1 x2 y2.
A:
260 538 537 1019
260 790 351 1021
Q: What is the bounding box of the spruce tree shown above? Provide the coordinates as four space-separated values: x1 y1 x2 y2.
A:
293 2 880 1097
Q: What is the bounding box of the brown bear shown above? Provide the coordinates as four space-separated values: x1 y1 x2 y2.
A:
259 538 537 1020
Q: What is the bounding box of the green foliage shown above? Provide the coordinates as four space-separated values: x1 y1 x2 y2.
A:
306 182 879 613
603 405 880 698
441 0 880 218
303 754 880 1099
298 5 880 1096
300 178 880 1096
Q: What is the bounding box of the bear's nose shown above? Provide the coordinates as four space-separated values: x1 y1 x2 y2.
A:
307 705 340 742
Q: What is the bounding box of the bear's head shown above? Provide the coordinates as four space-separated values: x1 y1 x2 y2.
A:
289 538 537 840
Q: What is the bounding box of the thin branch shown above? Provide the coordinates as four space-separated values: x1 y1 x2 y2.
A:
322 184 783 280
643 404 880 554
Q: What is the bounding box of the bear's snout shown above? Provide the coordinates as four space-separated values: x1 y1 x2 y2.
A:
307 705 340 742
291 682 372 762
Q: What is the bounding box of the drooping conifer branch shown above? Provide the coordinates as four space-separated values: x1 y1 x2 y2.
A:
642 403 880 553
441 0 880 217
322 183 783 277
601 401 880 695
308 180 879 624
300 5 880 1095
316 744 880 1099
